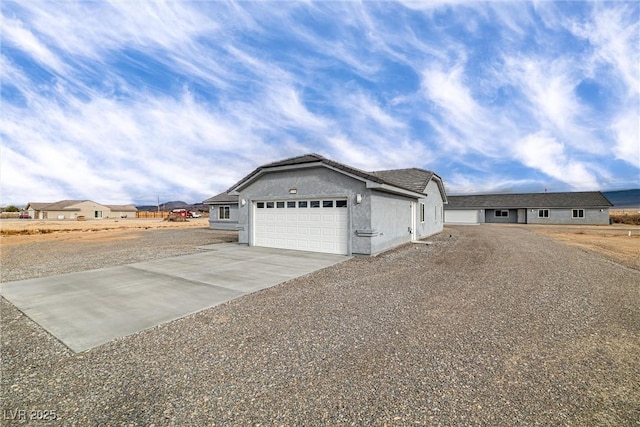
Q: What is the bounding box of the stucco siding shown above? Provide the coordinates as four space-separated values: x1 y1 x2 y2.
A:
526 208 610 225
370 192 412 255
485 209 518 223
416 180 444 237
209 204 239 230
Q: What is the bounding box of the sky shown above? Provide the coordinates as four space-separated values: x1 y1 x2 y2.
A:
1 1 639 206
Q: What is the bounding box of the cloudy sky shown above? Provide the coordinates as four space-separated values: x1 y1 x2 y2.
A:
2 1 638 206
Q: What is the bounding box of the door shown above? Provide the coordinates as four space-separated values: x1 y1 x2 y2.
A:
253 199 349 255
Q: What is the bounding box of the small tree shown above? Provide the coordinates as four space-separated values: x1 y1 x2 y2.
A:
4 205 20 212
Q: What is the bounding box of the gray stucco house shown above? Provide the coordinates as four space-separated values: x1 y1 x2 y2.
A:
445 192 613 225
208 153 447 256
203 192 240 230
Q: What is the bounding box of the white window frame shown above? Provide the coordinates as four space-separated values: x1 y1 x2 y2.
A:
572 209 585 219
495 210 509 217
219 205 230 220
538 209 549 218
420 202 425 223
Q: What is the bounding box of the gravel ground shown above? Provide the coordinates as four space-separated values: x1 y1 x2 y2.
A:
1 225 639 426
1 228 237 282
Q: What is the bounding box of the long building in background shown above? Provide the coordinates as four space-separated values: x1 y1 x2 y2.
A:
445 192 613 225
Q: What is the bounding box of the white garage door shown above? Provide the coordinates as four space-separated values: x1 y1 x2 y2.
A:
254 199 348 255
445 209 480 224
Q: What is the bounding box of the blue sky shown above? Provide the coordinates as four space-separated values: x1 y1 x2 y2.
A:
1 1 639 206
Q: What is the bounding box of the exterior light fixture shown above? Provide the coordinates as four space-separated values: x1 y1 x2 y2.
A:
356 194 363 204
241 199 246 206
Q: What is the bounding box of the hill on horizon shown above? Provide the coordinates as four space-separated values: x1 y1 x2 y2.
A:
136 200 207 212
603 189 640 208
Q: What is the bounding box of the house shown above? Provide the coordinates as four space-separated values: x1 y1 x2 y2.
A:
25 200 137 220
444 192 612 225
209 153 447 256
202 192 240 230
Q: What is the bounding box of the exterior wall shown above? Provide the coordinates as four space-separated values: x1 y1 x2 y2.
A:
416 179 444 237
45 201 111 219
110 210 136 218
208 204 240 230
525 208 610 225
369 192 412 255
485 209 518 224
236 167 372 255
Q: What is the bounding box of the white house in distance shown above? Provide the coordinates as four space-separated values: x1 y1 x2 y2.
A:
26 200 138 220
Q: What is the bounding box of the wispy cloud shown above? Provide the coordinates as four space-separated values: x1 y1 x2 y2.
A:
1 1 638 205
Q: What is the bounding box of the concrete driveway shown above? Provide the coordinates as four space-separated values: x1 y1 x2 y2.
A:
1 244 350 352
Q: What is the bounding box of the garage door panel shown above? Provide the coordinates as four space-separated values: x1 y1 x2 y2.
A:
254 199 348 255
445 210 480 224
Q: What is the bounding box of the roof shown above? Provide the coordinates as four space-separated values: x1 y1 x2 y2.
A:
27 200 89 211
446 192 613 209
370 168 435 194
227 153 444 198
203 192 240 204
105 204 138 212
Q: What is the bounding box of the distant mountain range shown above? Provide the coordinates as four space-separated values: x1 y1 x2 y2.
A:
603 189 640 208
136 200 207 212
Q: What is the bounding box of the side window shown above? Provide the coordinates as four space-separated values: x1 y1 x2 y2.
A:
336 200 347 208
298 201 308 208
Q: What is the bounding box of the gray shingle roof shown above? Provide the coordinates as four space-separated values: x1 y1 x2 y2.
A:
370 168 435 194
27 200 88 211
446 192 613 209
228 153 441 196
203 192 239 204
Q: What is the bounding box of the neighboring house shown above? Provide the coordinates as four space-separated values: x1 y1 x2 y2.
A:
25 200 137 220
444 192 613 225
210 153 447 256
202 192 240 230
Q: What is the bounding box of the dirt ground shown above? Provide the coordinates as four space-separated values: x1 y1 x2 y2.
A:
2 218 638 272
0 217 211 247
521 223 640 271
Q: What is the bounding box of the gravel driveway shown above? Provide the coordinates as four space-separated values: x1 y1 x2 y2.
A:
2 226 638 425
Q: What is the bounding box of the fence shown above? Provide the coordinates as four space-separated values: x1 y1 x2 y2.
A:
136 211 170 219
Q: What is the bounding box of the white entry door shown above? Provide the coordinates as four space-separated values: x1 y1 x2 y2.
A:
253 199 348 255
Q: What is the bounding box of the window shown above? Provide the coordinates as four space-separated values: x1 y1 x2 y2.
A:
572 209 585 218
257 202 265 209
219 206 230 220
336 200 347 208
298 201 308 208
495 210 509 217
94 210 102 218
310 201 320 208
276 201 285 208
538 209 549 218
287 201 296 208
420 203 425 223
323 200 334 208
266 202 274 209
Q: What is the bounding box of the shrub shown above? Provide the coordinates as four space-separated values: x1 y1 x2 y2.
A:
610 212 640 225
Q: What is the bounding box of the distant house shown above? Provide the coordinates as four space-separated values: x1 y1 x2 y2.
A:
25 200 137 220
205 153 447 255
202 192 240 230
445 192 613 225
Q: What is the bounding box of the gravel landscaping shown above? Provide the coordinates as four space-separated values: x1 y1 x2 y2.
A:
2 225 639 425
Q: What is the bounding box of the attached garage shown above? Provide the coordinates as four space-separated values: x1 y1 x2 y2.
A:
253 199 349 254
445 209 481 224
214 153 448 256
